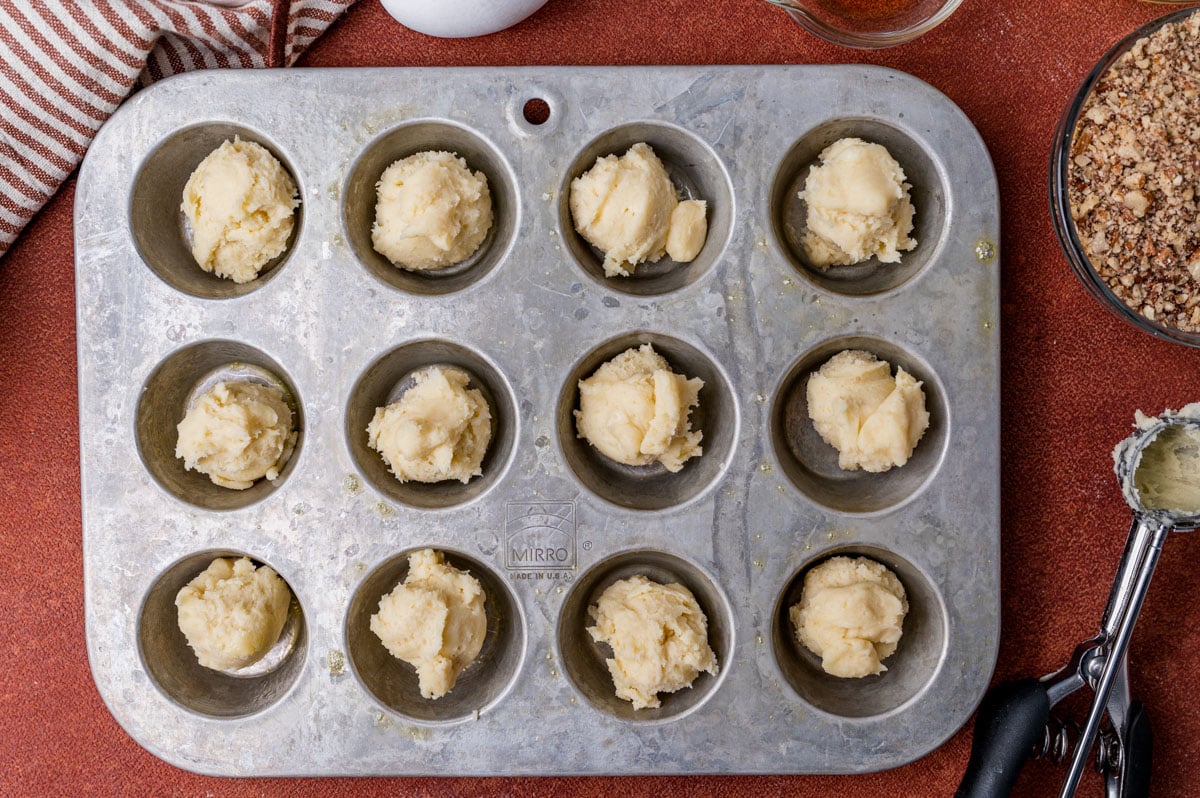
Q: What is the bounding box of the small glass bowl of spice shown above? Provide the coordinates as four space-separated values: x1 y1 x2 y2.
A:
764 0 962 49
1050 7 1200 346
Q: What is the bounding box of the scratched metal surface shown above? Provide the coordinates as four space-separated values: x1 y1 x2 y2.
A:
75 66 1000 775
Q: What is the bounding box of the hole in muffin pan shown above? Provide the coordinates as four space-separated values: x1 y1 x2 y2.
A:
559 122 733 297
343 120 518 296
768 335 948 515
130 123 302 300
771 544 946 719
768 117 947 298
345 548 525 724
345 339 516 510
556 332 737 512
135 341 304 512
558 549 732 723
522 98 551 126
137 549 308 719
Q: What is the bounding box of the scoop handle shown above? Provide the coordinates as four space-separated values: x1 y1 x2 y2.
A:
1116 700 1152 798
954 679 1050 798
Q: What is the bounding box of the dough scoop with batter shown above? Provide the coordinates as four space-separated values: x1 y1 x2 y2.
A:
790 556 908 679
181 137 299 283
798 137 916 269
370 549 487 700
569 142 708 277
175 557 292 671
367 366 491 484
588 574 719 710
575 344 703 472
372 150 493 271
806 349 929 473
175 380 297 490
1116 403 1200 514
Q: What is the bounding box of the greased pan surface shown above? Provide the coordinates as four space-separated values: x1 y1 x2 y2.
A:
76 66 1000 775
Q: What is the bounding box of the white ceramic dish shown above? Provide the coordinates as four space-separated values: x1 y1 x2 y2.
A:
380 0 549 38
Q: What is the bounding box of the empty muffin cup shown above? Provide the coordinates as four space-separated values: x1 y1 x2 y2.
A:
135 340 303 512
346 339 516 510
771 544 946 719
343 120 518 296
558 549 732 723
130 123 301 299
560 122 733 296
557 332 737 511
345 548 525 724
137 549 307 719
769 335 947 515
769 117 946 298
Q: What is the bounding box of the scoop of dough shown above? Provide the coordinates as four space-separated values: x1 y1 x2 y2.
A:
790 556 908 679
175 557 292 671
798 137 916 268
575 344 703 472
1116 404 1200 513
181 137 298 283
666 199 708 262
367 366 491 484
372 150 493 271
569 142 708 277
369 549 487 700
175 380 297 490
806 350 929 473
588 575 719 709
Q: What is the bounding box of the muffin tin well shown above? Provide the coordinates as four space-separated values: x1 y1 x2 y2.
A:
131 123 302 299
768 334 949 515
555 331 737 511
343 120 519 296
345 338 517 510
138 549 308 719
77 66 999 776
136 340 304 512
560 121 734 296
769 116 948 299
345 547 525 724
558 549 733 723
770 544 946 719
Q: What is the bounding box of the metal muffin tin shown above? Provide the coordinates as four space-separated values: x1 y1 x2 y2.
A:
76 66 1000 776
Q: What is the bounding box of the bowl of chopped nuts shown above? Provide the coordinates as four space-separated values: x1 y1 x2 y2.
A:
1050 7 1200 346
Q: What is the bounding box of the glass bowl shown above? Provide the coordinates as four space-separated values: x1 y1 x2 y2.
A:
1049 7 1200 347
765 0 962 49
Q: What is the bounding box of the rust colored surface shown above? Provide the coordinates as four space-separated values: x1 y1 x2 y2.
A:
4 1 1200 796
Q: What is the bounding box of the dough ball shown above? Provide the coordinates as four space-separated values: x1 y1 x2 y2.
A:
181 137 298 283
569 142 708 277
369 549 487 700
371 150 493 271
798 137 916 268
666 199 708 262
790 556 908 679
367 366 491 484
175 380 297 490
175 557 292 671
806 350 929 473
588 575 718 710
575 344 703 472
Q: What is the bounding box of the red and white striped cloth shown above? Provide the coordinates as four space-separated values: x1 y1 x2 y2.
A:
0 0 357 259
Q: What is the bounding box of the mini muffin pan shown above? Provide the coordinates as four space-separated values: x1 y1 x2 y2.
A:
76 66 1000 776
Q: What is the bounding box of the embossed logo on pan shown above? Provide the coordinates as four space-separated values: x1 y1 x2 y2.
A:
505 501 576 573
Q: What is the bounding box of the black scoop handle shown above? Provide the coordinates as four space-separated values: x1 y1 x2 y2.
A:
955 679 1051 798
1118 700 1152 798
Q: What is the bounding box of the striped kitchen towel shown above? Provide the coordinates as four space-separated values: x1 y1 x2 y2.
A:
0 0 356 259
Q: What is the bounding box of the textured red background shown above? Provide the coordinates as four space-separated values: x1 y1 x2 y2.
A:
4 0 1200 795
